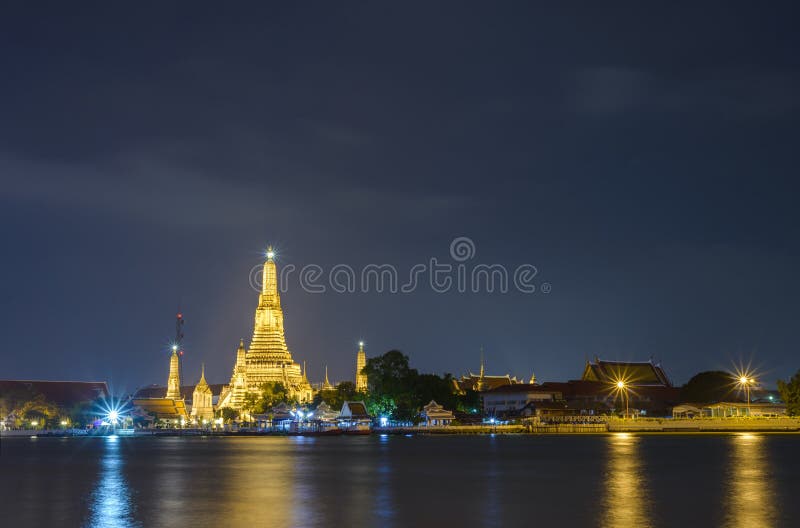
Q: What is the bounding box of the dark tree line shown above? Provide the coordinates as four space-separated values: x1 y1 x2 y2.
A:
362 349 470 422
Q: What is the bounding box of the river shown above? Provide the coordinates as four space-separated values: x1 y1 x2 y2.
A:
1 433 797 527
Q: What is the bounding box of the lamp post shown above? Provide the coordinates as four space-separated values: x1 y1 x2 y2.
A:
738 376 753 416
616 381 629 419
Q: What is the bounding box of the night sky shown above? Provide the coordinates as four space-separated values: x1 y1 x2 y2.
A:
1 3 799 393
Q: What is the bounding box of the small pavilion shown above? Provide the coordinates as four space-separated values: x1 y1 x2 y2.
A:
420 400 455 426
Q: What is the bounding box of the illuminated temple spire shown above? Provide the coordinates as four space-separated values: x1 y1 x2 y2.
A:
323 365 334 391
475 347 487 392
355 341 367 392
166 345 182 399
248 246 293 364
217 246 313 409
198 363 208 388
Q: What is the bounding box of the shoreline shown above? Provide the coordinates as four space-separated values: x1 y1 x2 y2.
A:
4 421 800 438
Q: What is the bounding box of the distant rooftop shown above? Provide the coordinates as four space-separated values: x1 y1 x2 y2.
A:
581 358 672 387
133 383 226 400
0 380 109 405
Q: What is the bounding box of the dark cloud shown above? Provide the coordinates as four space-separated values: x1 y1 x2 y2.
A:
1 2 799 388
571 66 800 118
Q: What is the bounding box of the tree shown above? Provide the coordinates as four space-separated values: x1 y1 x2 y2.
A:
218 407 239 422
366 395 397 419
681 371 737 403
19 394 59 427
67 399 101 427
414 373 459 410
364 350 418 396
363 350 462 423
777 370 800 416
364 350 420 421
456 389 482 413
315 381 359 409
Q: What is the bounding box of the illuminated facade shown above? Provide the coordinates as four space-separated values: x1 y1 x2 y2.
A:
190 365 214 422
355 341 367 392
217 249 313 409
420 400 455 426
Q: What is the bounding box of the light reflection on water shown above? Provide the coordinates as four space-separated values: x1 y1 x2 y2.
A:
85 436 139 528
601 433 651 528
725 433 776 528
2 434 794 527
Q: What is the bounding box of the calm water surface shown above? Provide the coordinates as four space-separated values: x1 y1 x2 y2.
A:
1 433 798 527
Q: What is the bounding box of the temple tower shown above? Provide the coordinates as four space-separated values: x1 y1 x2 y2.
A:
227 339 249 409
166 345 182 399
355 341 368 392
217 247 313 409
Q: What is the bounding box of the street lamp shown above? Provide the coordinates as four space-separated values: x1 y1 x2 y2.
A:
738 376 754 415
616 380 629 419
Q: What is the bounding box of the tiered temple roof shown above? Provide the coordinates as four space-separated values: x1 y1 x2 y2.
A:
133 383 226 402
581 358 673 387
0 380 109 406
421 400 455 422
130 397 188 420
453 352 521 393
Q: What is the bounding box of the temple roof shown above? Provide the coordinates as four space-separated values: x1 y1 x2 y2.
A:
340 401 370 419
454 373 520 393
421 400 454 419
581 358 672 387
133 384 225 400
130 398 188 419
0 380 109 406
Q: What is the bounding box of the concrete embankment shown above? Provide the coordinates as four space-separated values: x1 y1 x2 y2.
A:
375 425 527 435
378 419 800 435
607 418 800 433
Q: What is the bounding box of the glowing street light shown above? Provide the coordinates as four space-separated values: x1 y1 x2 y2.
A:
738 376 754 415
615 380 630 419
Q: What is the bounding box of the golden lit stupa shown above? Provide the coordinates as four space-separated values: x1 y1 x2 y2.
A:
355 341 368 392
217 247 313 409
165 346 182 399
